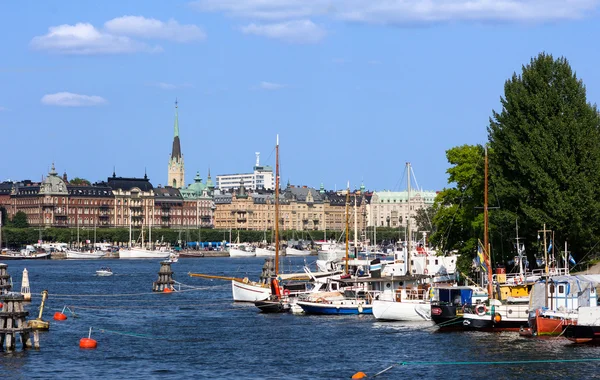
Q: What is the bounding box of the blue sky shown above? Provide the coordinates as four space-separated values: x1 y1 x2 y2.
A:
1 0 599 192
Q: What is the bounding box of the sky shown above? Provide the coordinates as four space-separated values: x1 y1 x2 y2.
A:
1 0 600 193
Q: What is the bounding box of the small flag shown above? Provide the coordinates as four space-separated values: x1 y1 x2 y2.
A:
547 240 553 253
477 244 487 272
569 253 576 266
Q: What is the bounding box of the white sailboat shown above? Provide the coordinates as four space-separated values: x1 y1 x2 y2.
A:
65 218 105 259
119 213 171 259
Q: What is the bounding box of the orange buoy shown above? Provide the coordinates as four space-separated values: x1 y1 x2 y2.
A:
0 302 3 308
352 371 368 379
53 312 67 321
79 337 97 349
80 327 97 349
163 287 173 293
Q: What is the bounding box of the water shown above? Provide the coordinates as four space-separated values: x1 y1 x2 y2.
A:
2 257 600 379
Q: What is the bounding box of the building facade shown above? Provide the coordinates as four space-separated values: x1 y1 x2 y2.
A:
216 152 274 191
368 190 437 231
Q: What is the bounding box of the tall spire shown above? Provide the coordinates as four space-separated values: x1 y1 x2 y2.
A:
174 98 179 138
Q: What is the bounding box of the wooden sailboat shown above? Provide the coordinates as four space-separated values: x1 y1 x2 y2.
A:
255 136 290 313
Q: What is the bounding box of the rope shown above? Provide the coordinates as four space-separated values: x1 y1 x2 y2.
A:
49 285 221 298
96 327 205 342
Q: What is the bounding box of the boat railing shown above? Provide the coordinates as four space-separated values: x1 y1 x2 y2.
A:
492 267 569 284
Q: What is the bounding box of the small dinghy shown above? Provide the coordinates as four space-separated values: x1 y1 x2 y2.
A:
96 267 113 276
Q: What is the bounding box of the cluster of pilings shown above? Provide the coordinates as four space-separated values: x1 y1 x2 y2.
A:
259 258 275 284
152 261 175 292
0 263 39 351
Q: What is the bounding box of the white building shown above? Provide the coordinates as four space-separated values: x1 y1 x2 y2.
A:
368 190 438 229
216 152 275 191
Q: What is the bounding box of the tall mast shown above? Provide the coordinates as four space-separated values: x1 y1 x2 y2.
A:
353 195 358 257
275 135 280 276
345 182 350 275
149 207 152 250
407 162 412 275
128 211 132 248
515 219 523 276
484 146 493 298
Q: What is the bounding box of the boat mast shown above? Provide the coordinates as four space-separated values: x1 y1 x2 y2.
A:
149 207 152 250
275 135 280 276
407 162 412 275
128 211 132 248
345 182 350 275
354 194 358 258
515 219 523 276
484 146 493 298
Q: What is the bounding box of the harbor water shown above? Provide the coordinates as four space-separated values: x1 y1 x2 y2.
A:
2 257 600 379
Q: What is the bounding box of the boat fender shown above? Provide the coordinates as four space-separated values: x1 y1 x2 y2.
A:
358 304 364 313
475 304 487 316
243 277 249 284
494 312 502 323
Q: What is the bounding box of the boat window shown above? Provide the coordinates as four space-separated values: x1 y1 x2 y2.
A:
558 285 565 294
549 283 555 294
331 283 337 291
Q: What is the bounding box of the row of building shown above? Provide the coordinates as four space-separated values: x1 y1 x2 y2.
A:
0 101 438 233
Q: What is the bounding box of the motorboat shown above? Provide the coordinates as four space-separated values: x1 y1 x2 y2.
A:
255 246 276 257
96 267 113 276
229 243 256 258
0 246 51 260
119 247 171 259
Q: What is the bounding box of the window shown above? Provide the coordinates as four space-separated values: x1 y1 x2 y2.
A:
558 285 565 294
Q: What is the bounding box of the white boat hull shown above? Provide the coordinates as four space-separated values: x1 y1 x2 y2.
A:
119 248 171 259
286 247 311 256
372 299 431 321
231 279 270 302
255 247 275 257
65 250 106 259
229 248 256 257
96 270 113 276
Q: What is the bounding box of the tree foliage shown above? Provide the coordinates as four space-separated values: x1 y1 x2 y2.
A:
12 211 29 228
70 177 91 186
488 52 600 265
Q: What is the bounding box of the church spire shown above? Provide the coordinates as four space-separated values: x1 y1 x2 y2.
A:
174 98 179 138
168 99 185 189
171 99 182 160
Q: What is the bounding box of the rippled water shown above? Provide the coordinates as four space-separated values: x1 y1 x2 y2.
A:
2 257 600 379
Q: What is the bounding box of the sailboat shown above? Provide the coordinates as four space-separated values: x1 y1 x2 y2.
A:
372 163 432 321
229 231 256 257
119 213 171 259
255 230 276 257
65 218 105 259
254 136 293 312
461 148 531 331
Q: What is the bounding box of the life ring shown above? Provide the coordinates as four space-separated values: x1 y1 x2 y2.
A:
475 304 487 316
283 289 291 296
316 297 325 303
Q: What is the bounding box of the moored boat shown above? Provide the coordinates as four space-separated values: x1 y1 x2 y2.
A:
297 298 372 315
229 243 256 258
65 249 106 259
564 306 600 343
1 246 51 260
119 247 172 259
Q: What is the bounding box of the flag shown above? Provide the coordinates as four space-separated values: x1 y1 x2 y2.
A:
547 240 553 253
477 244 487 272
569 253 576 266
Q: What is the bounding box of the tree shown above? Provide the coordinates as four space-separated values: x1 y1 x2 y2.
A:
429 144 488 275
488 52 600 265
70 177 91 186
414 206 436 237
0 206 7 226
12 211 29 228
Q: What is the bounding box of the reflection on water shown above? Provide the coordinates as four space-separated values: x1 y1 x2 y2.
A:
0 257 599 379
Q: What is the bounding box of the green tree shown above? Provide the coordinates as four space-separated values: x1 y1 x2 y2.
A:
0 206 7 226
70 177 91 186
12 211 29 228
429 144 487 275
414 206 436 237
488 52 600 266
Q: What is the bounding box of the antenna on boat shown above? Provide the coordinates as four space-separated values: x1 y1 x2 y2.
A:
275 134 280 276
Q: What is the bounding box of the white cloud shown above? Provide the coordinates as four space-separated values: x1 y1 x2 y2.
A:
149 82 194 90
242 20 325 43
192 0 598 23
104 16 206 42
41 92 107 107
30 23 160 55
259 81 285 90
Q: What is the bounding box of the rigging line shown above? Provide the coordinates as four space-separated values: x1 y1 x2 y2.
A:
571 239 600 272
399 358 600 366
97 328 206 342
49 286 216 298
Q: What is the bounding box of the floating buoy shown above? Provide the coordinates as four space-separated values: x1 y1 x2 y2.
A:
163 287 173 293
352 371 368 379
0 302 3 309
53 312 67 321
79 327 97 349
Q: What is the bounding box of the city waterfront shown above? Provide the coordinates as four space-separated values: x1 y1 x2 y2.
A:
2 257 599 379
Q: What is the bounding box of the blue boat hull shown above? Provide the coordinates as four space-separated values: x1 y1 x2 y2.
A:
298 302 373 315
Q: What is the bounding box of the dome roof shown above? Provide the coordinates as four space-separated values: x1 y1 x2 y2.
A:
186 171 206 194
40 163 68 195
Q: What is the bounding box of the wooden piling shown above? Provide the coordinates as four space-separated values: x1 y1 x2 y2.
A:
0 263 12 294
0 293 34 351
153 261 175 292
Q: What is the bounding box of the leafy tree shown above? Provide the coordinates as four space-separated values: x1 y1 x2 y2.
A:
11 211 29 228
0 206 7 226
488 52 600 266
414 206 436 237
70 177 91 186
429 144 488 275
